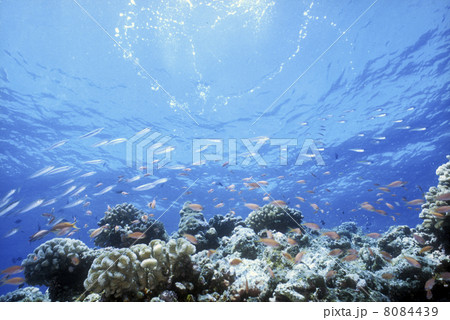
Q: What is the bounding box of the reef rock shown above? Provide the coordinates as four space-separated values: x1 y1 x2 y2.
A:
245 204 303 233
92 203 168 248
0 287 49 302
22 238 97 301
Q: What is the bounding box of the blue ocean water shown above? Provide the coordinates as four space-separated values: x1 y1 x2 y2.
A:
0 0 448 295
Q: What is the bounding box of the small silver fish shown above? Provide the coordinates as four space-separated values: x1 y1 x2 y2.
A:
93 184 116 196
79 128 103 139
19 199 44 214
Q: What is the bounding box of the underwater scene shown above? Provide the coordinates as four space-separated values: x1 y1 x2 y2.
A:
0 0 449 302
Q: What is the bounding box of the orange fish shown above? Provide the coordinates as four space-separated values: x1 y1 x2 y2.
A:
263 196 270 201
434 206 450 213
419 246 433 254
310 203 319 211
341 254 358 262
326 270 337 280
257 181 269 186
215 202 225 208
328 249 343 256
413 234 426 245
0 265 24 275
296 180 306 184
207 249 216 257
295 251 306 264
347 249 358 255
183 233 198 244
379 251 393 262
230 258 243 266
51 221 78 232
282 252 294 262
244 203 260 210
407 199 425 205
257 238 281 247
378 187 390 193
71 256 80 266
288 228 302 235
382 273 394 280
267 266 275 278
287 237 297 245
270 200 286 207
265 230 273 239
127 232 146 240
90 226 104 238
360 202 375 212
374 209 387 216
322 231 340 240
295 196 305 202
141 215 149 222
387 180 406 188
404 256 421 268
436 192 450 201
188 204 203 211
366 233 382 239
303 222 320 230
207 189 214 193
424 278 435 291
385 202 394 210
1 277 25 286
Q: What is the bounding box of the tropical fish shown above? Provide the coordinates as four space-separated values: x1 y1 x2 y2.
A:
296 180 306 184
366 233 382 239
47 139 68 150
378 187 390 193
257 181 269 186
93 185 116 196
287 237 297 246
183 233 197 244
303 222 320 230
244 203 260 210
83 159 104 165
360 202 375 212
127 232 146 240
295 196 305 202
282 252 294 262
270 200 286 207
51 221 78 232
1 277 25 286
310 203 319 211
382 273 394 280
385 202 394 210
230 258 242 266
436 192 450 201
419 246 433 254
322 231 340 240
0 200 20 217
19 199 44 214
413 234 426 245
295 251 306 264
387 181 406 188
426 290 433 300
188 204 203 211
424 278 435 291
90 226 105 238
0 265 24 275
257 238 281 247
379 251 393 262
288 228 302 235
326 270 337 280
63 199 84 209
29 166 55 179
328 249 343 256
407 199 425 205
79 128 103 139
215 202 224 208
404 256 421 268
132 178 168 191
434 206 450 213
341 254 358 262
29 229 50 242
3 228 19 238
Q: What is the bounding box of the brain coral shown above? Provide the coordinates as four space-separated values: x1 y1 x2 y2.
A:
22 238 97 301
245 204 303 233
92 203 168 248
83 238 195 300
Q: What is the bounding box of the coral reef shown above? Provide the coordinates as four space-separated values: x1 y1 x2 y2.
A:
0 287 49 302
83 238 196 301
175 202 219 251
244 204 303 233
21 238 97 301
418 155 450 254
209 212 246 237
92 203 168 248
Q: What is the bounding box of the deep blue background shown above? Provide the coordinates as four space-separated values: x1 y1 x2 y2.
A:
0 0 449 295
